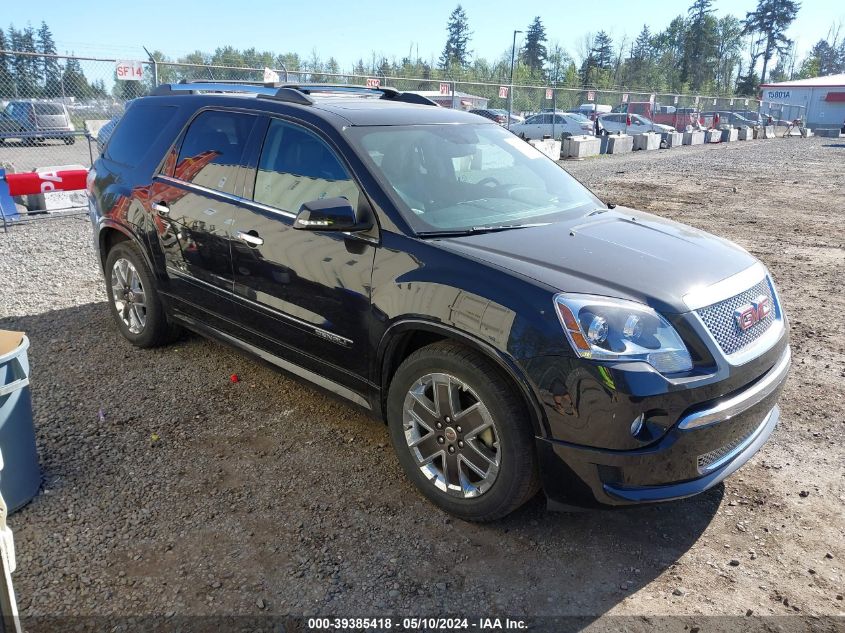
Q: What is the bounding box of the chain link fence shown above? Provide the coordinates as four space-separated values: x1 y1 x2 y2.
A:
1 50 806 179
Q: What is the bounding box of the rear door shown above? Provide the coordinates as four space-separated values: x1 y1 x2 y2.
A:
149 108 259 321
228 116 378 390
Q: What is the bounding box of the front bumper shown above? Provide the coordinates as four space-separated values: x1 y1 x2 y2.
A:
538 345 791 506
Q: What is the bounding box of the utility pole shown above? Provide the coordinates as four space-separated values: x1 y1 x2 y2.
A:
508 30 522 130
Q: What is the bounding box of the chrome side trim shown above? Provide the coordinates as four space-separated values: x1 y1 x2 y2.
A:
678 345 790 430
175 314 371 410
165 266 353 347
682 262 767 311
155 174 297 219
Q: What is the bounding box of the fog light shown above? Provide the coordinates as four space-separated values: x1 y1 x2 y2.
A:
630 413 645 437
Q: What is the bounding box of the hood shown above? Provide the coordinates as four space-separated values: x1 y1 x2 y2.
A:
434 207 759 314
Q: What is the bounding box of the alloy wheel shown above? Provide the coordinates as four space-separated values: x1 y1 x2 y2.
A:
110 258 147 335
402 372 500 498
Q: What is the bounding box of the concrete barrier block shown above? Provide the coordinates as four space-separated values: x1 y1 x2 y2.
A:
705 129 721 143
737 127 753 141
683 130 705 145
528 138 562 161
606 134 633 154
661 132 683 148
815 128 842 138
633 132 661 151
562 135 601 159
721 128 739 142
759 125 776 139
26 164 88 212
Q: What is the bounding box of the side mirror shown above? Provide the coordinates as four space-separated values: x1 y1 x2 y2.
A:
293 197 373 232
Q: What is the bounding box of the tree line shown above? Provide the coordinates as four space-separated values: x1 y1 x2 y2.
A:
2 2 844 105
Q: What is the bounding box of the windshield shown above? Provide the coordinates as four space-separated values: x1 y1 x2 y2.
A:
346 124 599 234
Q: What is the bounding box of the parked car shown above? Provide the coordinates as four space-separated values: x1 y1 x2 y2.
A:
88 82 790 521
615 102 699 131
469 109 507 125
511 111 593 140
700 111 758 128
0 100 76 144
599 113 675 134
576 103 612 120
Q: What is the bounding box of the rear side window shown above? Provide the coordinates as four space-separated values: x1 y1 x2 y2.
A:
174 110 256 195
33 103 64 115
105 103 177 168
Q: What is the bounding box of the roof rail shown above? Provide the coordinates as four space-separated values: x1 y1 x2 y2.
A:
149 81 438 107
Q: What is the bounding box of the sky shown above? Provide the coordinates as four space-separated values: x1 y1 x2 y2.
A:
3 0 843 72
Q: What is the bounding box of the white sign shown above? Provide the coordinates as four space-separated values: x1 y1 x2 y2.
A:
439 82 450 95
694 95 700 105
729 98 734 106
545 88 553 100
621 93 629 103
366 77 381 88
263 67 280 83
649 93 655 105
586 90 595 102
744 99 749 106
766 90 791 100
713 98 717 105
499 86 509 99
115 60 144 81
673 95 679 105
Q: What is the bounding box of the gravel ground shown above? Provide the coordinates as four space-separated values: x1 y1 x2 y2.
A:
0 136 843 631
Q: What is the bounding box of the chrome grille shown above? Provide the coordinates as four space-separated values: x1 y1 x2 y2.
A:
697 428 755 472
696 278 777 356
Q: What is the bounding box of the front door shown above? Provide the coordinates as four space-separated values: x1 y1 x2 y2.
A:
228 117 378 391
149 109 258 320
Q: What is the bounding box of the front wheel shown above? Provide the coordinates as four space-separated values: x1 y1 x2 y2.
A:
387 341 540 521
104 241 179 348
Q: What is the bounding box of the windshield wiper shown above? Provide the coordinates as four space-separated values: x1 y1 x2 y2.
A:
417 222 550 237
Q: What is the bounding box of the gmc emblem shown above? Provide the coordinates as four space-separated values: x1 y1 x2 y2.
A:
735 295 772 331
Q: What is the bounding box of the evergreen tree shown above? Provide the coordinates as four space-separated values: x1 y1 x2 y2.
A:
0 29 12 98
62 54 91 99
592 31 614 69
684 0 718 91
742 0 801 85
439 5 472 70
37 21 61 96
521 17 548 76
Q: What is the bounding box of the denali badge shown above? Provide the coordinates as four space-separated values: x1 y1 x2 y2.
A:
734 295 771 331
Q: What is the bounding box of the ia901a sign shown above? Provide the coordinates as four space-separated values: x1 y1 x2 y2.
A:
116 60 144 81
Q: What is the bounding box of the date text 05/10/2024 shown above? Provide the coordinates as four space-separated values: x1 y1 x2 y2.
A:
307 617 528 630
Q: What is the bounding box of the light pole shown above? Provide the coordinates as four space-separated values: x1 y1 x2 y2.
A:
508 30 522 130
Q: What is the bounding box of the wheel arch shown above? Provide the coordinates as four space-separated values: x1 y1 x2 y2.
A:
375 319 548 438
97 221 153 274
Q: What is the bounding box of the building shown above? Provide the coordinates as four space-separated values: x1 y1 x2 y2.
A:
759 73 845 129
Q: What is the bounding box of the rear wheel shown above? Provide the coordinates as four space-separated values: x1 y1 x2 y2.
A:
104 241 180 348
387 341 540 521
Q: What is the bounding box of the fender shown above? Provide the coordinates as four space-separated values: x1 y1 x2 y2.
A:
375 318 550 438
96 218 155 275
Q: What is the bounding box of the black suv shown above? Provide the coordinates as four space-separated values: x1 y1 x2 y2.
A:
88 82 790 521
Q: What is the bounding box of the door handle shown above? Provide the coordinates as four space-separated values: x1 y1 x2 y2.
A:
237 230 264 247
152 202 170 217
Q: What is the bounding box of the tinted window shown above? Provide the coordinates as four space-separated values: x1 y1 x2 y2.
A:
253 119 359 214
105 103 177 167
33 103 64 115
175 110 256 194
554 115 567 124
525 115 540 124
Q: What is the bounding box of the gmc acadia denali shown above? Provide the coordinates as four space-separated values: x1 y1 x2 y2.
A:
88 82 790 521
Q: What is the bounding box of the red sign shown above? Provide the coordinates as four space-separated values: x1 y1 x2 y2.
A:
587 91 595 102
499 86 508 99
366 78 380 88
4 169 88 196
545 88 553 100
439 82 450 95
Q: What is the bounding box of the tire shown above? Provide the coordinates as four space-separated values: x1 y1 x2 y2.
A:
104 241 180 348
387 341 540 521
64 136 75 145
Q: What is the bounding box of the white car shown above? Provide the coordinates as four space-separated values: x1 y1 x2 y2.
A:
510 112 594 140
599 113 675 134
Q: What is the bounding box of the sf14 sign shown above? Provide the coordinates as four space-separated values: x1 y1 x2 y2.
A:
115 60 144 81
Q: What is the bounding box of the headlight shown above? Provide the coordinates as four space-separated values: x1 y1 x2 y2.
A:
554 293 692 374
